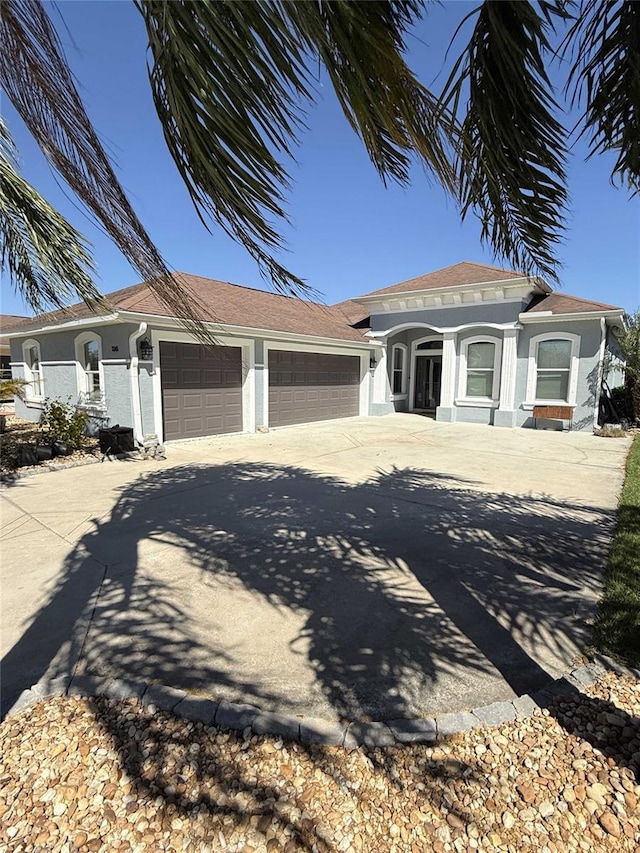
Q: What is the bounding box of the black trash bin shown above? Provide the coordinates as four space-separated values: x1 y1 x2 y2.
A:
98 426 135 456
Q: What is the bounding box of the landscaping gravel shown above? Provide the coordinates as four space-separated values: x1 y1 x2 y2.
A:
1 670 639 852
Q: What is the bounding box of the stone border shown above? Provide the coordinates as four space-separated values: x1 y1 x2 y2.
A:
6 657 639 748
0 455 101 484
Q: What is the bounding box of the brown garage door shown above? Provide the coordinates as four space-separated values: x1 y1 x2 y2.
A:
160 342 243 440
268 350 360 428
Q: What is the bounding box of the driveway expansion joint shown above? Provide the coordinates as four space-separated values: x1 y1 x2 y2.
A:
6 659 637 746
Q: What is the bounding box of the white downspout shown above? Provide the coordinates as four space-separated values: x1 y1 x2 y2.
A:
593 316 607 430
129 322 147 445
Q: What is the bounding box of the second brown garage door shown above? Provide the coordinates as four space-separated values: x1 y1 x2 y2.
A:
268 350 360 428
160 342 243 440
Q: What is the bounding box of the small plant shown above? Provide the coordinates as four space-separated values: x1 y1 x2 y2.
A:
39 398 89 449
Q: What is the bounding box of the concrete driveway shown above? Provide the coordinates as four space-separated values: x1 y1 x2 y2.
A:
1 415 631 721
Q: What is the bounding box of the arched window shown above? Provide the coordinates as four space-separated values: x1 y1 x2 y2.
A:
22 339 43 400
391 343 407 395
458 336 501 403
526 333 580 405
75 332 103 403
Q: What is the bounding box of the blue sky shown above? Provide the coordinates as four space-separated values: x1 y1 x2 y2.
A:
2 1 639 316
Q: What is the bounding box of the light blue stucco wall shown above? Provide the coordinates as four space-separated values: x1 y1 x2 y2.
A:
254 338 266 427
102 363 133 427
381 314 605 432
513 319 603 431
139 365 155 435
369 300 525 332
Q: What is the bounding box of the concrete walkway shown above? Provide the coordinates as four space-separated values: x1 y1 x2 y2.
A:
0 415 631 720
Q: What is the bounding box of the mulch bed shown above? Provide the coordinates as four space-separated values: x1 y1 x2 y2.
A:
0 414 99 476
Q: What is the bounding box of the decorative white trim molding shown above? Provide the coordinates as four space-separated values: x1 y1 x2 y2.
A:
5 313 119 338
409 334 444 411
367 320 520 339
519 310 622 324
74 331 104 403
391 343 408 396
524 331 581 407
21 338 44 402
457 335 502 407
440 331 457 409
119 311 376 350
498 328 519 412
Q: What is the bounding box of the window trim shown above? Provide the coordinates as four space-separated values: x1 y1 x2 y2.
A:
21 339 44 402
456 335 502 406
74 331 105 407
525 332 580 407
391 343 408 398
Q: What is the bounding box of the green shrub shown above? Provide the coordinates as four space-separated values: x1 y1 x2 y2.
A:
39 398 89 449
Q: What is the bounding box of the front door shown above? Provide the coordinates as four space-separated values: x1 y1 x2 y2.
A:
414 356 442 410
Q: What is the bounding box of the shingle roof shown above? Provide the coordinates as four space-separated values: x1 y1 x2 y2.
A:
357 261 528 298
2 274 369 343
524 293 621 315
0 314 31 331
332 299 371 327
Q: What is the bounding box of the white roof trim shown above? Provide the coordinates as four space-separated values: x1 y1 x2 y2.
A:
367 321 521 338
0 312 120 338
118 310 378 349
519 309 623 324
351 275 546 303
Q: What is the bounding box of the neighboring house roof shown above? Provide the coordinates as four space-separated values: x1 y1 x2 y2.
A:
2 273 369 343
0 314 30 330
356 261 530 298
523 293 621 315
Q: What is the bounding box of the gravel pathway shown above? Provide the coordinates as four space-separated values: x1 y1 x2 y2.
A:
1 671 639 853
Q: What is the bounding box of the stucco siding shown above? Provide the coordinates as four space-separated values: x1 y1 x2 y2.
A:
513 320 603 431
369 300 524 332
139 365 155 435
254 338 266 427
102 363 133 427
454 406 494 425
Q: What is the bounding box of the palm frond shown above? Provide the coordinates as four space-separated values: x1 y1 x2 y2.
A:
0 0 208 335
283 1 457 189
441 1 570 280
564 0 640 193
135 0 457 295
0 118 101 314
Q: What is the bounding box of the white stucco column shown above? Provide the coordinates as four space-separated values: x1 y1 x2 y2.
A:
498 327 519 411
372 344 388 404
440 331 457 408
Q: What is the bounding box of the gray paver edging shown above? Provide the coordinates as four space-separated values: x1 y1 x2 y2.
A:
5 661 636 748
0 455 101 484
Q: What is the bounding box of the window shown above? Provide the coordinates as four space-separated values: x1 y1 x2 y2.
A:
22 339 43 400
457 335 501 404
526 333 580 405
391 344 407 395
75 332 103 404
466 342 495 397
535 339 571 400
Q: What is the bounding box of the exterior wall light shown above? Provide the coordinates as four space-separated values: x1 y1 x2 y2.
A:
139 338 154 361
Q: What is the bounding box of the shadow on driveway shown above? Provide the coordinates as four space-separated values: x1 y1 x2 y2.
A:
1 461 613 722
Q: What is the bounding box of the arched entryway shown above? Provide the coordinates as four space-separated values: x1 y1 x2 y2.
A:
410 336 443 413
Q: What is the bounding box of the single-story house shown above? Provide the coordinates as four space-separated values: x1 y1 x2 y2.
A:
2 261 625 441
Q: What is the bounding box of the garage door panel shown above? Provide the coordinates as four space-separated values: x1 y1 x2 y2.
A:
268 350 360 427
161 342 243 440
